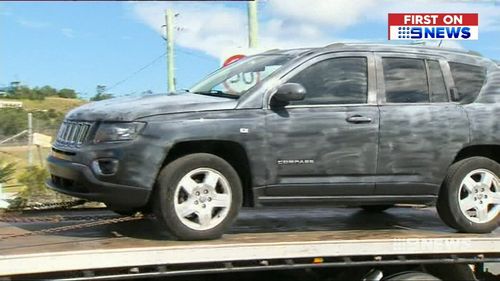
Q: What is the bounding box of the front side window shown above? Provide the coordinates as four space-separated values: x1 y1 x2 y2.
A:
190 54 295 98
288 57 368 105
449 62 486 103
382 58 429 103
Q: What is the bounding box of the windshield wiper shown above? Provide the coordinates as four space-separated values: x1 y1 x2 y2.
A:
191 90 239 99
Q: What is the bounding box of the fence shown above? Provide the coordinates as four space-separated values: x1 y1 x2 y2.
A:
0 110 62 203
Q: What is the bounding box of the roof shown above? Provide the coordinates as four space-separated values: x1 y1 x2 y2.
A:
265 43 490 63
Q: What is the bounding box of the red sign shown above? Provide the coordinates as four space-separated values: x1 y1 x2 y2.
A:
222 54 245 67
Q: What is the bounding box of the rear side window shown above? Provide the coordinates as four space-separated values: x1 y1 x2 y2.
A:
382 58 429 103
427 60 448 102
449 62 486 103
288 57 368 105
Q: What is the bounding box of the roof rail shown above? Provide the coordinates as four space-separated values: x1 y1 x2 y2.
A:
261 48 281 54
322 42 346 49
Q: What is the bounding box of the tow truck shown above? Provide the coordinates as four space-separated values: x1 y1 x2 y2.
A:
0 206 498 280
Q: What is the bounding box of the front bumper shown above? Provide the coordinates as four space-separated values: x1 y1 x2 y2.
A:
46 155 150 208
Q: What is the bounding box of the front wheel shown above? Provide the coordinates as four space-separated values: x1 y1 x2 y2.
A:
154 153 242 240
437 157 500 233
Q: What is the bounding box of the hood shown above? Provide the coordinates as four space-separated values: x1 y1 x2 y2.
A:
66 92 239 121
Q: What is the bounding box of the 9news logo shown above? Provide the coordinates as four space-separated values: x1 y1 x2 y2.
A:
388 13 478 40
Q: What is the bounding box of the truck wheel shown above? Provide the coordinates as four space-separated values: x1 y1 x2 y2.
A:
154 153 242 240
437 157 500 233
384 271 441 280
361 205 393 212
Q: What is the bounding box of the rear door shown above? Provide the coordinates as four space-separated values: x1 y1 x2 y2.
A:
374 53 469 198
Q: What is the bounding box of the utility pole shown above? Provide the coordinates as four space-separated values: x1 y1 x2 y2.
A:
165 9 175 93
247 0 259 48
27 112 33 166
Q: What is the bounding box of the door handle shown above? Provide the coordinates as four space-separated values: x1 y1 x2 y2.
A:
346 115 372 124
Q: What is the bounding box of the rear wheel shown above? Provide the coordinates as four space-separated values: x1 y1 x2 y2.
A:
437 157 500 233
361 205 393 212
154 153 242 240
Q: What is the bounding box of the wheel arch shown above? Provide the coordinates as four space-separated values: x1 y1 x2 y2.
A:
452 144 500 165
436 144 500 201
157 140 254 207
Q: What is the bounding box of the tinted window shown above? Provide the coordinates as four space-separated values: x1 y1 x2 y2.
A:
383 58 429 103
288 57 367 105
449 62 486 103
427 60 448 102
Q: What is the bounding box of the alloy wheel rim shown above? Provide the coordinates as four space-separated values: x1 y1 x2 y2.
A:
458 168 500 224
173 167 232 230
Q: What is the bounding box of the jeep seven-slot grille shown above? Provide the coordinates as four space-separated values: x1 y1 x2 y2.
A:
56 121 93 146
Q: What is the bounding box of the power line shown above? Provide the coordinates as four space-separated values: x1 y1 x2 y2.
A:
177 48 215 62
106 52 167 92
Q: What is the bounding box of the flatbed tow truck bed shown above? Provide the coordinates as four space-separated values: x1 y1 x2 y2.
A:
0 207 499 280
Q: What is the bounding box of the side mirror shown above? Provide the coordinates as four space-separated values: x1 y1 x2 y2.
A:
271 83 306 107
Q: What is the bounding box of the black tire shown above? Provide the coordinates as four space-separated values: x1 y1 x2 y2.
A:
154 153 242 240
361 205 393 212
437 156 500 233
384 271 441 281
424 264 475 281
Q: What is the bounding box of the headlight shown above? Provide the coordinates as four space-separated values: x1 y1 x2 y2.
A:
93 122 146 143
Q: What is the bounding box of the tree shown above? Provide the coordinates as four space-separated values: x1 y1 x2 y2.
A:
37 86 58 98
90 85 114 101
0 108 27 136
3 83 79 100
58 88 78 98
18 166 49 197
0 160 16 184
9 85 43 100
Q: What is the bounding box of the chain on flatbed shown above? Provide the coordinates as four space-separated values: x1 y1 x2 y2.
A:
0 199 149 240
5 199 88 212
0 214 146 240
0 213 125 223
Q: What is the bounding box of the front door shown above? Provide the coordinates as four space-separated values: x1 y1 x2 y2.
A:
262 53 380 202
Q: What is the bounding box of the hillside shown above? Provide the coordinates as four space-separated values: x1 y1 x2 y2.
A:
0 97 87 192
19 97 87 113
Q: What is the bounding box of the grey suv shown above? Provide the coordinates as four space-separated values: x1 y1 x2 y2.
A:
47 43 500 240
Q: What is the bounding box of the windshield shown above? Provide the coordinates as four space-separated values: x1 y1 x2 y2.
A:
190 54 294 98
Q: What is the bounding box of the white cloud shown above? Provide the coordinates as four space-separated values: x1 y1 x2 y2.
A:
267 0 377 29
129 0 500 58
128 1 361 58
17 18 50 29
424 40 464 49
61 27 75 38
130 2 247 57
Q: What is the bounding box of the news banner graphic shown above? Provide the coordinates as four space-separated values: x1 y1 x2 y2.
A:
388 13 478 40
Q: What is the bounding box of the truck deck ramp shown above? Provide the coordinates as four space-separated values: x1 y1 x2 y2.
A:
0 207 498 279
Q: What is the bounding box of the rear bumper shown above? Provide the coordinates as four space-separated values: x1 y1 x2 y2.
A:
46 155 150 208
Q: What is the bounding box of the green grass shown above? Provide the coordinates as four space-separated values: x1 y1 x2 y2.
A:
0 97 85 193
20 97 87 113
0 146 51 193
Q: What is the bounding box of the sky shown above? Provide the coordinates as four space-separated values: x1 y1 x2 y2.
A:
1 0 499 100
